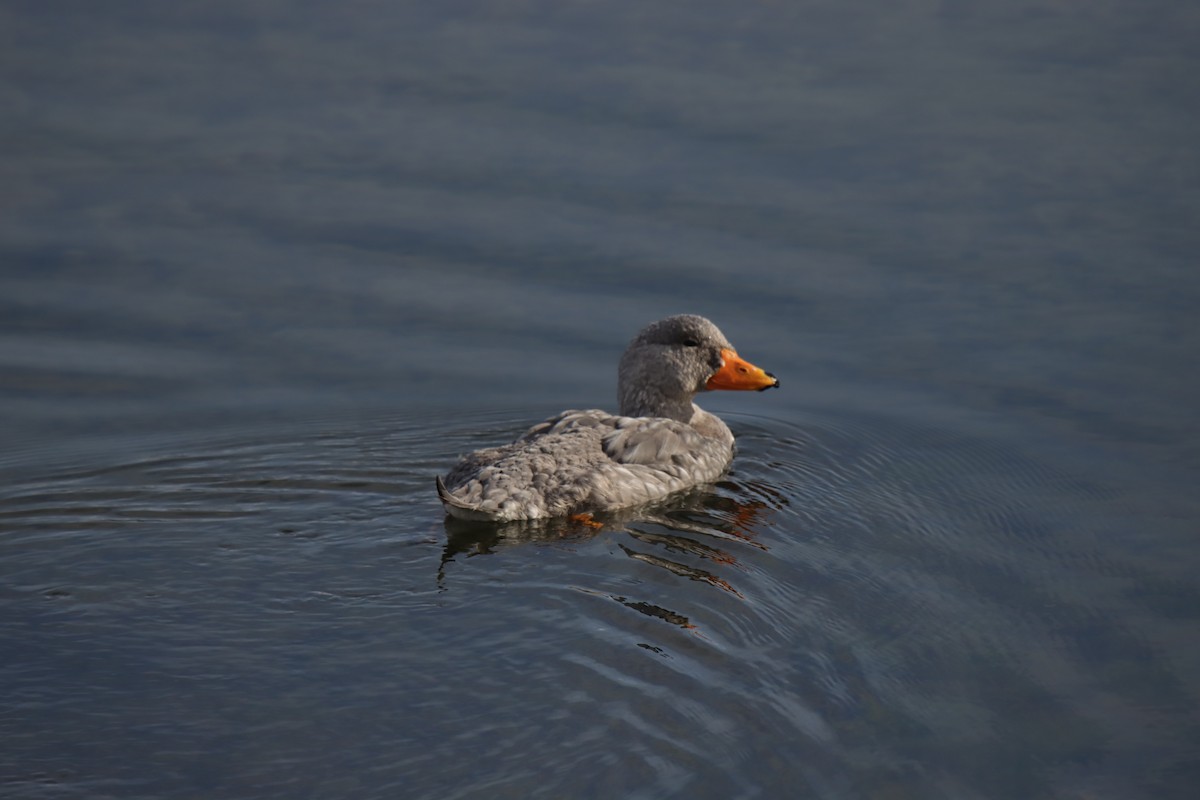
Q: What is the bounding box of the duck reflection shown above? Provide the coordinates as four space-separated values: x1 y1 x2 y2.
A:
437 482 782 597
618 542 743 598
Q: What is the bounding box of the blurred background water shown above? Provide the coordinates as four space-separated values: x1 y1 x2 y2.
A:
2 2 1198 798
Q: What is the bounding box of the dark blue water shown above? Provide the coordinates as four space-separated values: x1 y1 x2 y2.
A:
2 2 1198 798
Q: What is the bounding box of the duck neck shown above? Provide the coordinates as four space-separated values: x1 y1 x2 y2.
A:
619 387 732 444
618 386 696 424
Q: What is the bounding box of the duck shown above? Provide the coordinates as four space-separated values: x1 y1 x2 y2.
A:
436 314 779 522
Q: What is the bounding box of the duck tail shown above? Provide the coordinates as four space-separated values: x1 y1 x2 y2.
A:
435 475 460 506
436 475 493 520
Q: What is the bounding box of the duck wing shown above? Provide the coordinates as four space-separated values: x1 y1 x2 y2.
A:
438 410 731 521
439 410 613 520
441 410 729 522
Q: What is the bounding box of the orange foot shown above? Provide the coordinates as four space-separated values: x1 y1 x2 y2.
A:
569 513 604 529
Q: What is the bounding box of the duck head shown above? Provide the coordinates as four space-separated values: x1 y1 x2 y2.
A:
617 314 778 420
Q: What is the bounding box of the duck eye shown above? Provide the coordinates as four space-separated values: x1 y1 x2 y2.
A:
682 338 700 347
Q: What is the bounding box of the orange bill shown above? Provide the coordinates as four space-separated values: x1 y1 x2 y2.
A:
706 348 779 391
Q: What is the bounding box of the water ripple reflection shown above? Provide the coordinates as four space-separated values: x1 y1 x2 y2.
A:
0 408 1195 798
433 408 1198 798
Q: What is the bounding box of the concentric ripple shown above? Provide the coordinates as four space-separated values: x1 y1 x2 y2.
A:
1 407 1195 799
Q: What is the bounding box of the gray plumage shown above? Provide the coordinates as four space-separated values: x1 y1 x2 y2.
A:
437 314 778 521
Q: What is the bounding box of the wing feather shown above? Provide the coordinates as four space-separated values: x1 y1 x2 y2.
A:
440 410 733 521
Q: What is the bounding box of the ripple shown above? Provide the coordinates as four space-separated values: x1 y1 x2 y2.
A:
1 405 1196 799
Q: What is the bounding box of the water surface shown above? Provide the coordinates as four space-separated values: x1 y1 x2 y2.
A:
2 2 1198 798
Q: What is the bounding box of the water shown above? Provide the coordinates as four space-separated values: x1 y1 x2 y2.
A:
3 2 1199 798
